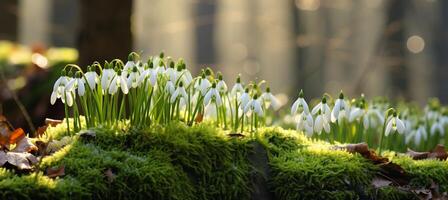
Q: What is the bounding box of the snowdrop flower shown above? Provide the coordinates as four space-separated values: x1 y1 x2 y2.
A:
314 110 330 134
108 70 129 95
261 87 280 110
364 106 385 129
180 64 193 86
165 62 177 82
312 97 331 121
348 106 363 123
230 76 244 97
407 125 427 145
291 90 309 115
296 111 314 137
196 73 211 95
216 73 228 94
385 112 405 136
101 67 116 91
122 60 136 77
52 71 69 92
84 67 98 90
430 118 445 136
127 66 140 89
331 92 348 123
239 88 251 109
51 71 72 106
170 81 188 103
165 80 175 95
65 72 86 96
204 82 222 106
155 59 165 75
243 94 264 117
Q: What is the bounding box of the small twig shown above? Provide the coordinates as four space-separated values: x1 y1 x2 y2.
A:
0 66 36 134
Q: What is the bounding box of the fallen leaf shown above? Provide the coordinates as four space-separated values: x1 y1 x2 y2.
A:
12 137 37 153
335 143 410 186
406 149 429 160
413 188 432 200
46 165 65 178
2 151 37 170
45 118 62 127
407 145 448 161
78 130 96 139
428 145 448 160
372 176 392 188
0 151 6 166
35 140 48 156
104 168 116 183
9 128 25 145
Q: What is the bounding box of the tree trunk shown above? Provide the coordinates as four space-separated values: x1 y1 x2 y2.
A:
77 0 133 68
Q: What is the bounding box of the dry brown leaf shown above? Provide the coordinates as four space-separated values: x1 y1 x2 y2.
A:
407 145 448 161
406 149 430 160
428 145 448 160
46 165 65 178
335 143 410 186
104 168 116 183
35 140 48 156
45 118 62 127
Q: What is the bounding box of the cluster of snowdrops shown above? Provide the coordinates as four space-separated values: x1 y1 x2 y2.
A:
50 52 448 152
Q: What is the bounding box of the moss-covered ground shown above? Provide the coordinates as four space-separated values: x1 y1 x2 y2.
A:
1 122 448 200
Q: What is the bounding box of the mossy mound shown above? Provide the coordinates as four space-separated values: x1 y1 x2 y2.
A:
1 123 448 199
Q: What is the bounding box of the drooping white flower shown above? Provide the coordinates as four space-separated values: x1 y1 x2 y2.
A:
331 92 348 123
165 62 177 83
126 67 140 89
314 110 330 134
197 74 211 95
243 95 264 117
216 73 228 94
261 87 280 110
122 60 136 77
170 82 188 103
101 68 116 91
204 83 222 106
231 76 244 98
108 71 129 95
348 106 363 122
312 97 331 121
296 111 314 137
84 70 98 90
65 73 86 97
181 66 193 86
51 73 71 105
363 106 385 130
430 119 445 136
52 74 69 92
415 125 427 145
165 80 175 95
239 88 251 109
291 90 309 115
385 112 405 136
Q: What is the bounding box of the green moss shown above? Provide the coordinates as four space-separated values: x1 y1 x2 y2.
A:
392 155 448 192
1 123 448 199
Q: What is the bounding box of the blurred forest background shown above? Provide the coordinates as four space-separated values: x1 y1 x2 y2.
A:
0 0 447 133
